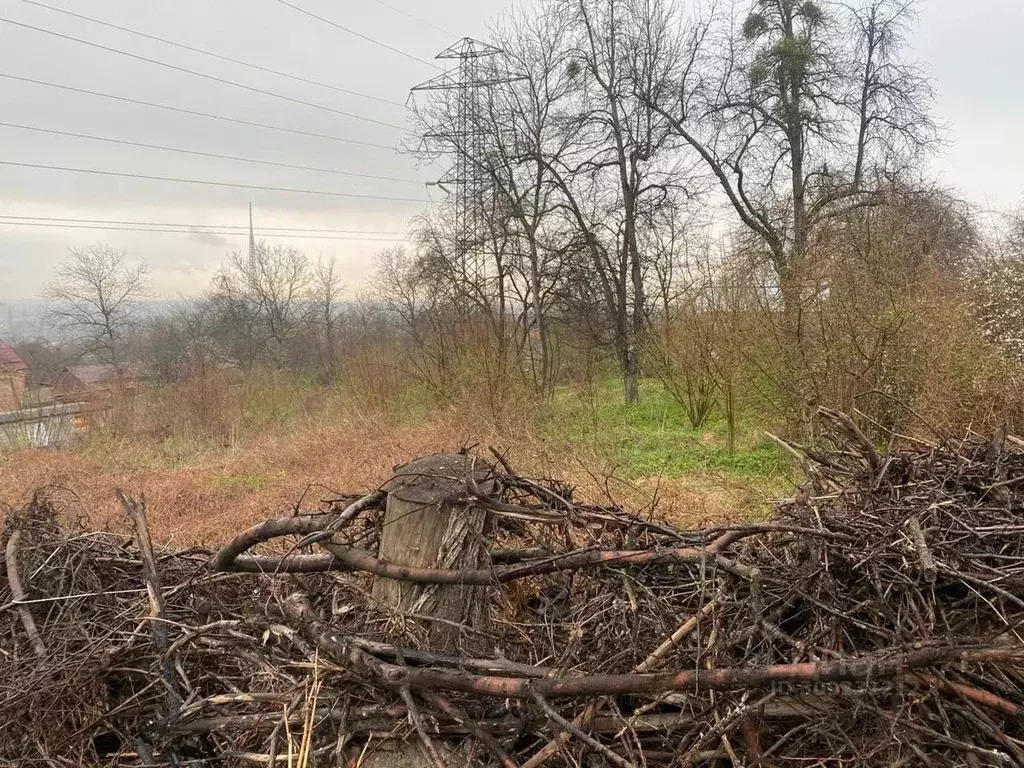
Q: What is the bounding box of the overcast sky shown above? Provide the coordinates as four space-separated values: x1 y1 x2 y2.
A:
0 0 1020 299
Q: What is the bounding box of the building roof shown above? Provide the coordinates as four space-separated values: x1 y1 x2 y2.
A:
0 339 27 374
63 363 122 387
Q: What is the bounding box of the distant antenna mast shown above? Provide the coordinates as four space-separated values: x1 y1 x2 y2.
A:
412 38 524 280
248 202 256 268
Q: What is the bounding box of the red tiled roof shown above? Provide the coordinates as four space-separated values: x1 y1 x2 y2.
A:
0 339 27 373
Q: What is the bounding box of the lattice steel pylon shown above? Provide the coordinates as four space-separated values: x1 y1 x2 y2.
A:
248 203 256 268
412 38 523 281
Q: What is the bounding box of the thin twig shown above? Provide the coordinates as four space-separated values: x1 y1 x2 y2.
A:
529 689 632 768
401 686 448 768
421 691 521 768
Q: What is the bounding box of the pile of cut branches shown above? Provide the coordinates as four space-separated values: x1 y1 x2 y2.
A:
2 409 1023 766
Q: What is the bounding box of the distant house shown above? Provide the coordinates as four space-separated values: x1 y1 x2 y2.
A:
0 339 27 412
55 363 138 403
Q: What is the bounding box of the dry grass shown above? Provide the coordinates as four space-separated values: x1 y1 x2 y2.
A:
0 390 771 546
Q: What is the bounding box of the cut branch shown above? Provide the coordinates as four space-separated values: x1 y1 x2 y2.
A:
4 530 47 658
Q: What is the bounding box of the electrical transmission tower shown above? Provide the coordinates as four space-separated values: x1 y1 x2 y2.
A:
412 38 524 281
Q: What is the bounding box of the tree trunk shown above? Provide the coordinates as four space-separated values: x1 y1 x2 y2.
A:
778 268 815 439
624 343 640 405
373 453 495 652
529 240 553 395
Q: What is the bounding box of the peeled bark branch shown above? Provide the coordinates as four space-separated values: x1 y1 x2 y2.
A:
118 490 181 712
5 530 47 658
905 516 937 583
216 515 745 582
376 646 1023 700
286 593 1022 701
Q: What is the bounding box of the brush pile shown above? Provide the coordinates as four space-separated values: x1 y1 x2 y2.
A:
2 410 1023 766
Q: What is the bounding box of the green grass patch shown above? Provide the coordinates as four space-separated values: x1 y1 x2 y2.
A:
540 378 792 481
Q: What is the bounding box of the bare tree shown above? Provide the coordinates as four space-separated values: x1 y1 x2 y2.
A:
139 247 344 382
373 245 462 396
143 299 219 382
656 0 936 284
478 6 577 392
549 0 691 403
208 241 313 369
408 27 554 396
310 256 344 382
646 0 936 424
44 243 149 364
407 0 695 403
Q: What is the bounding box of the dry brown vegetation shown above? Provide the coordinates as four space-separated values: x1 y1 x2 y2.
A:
0 382 768 545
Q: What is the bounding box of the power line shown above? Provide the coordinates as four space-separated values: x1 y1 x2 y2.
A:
0 214 408 235
0 160 430 203
17 0 407 109
0 219 408 241
366 0 456 38
272 0 442 71
0 16 407 130
0 121 423 184
0 73 396 150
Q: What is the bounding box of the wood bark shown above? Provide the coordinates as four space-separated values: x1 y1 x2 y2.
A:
372 453 496 652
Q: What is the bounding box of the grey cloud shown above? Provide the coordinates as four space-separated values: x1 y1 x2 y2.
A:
186 231 232 248
0 0 469 297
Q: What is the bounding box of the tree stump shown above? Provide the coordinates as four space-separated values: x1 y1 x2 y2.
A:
372 453 495 652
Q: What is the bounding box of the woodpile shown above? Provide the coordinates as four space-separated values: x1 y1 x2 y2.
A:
2 410 1023 766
